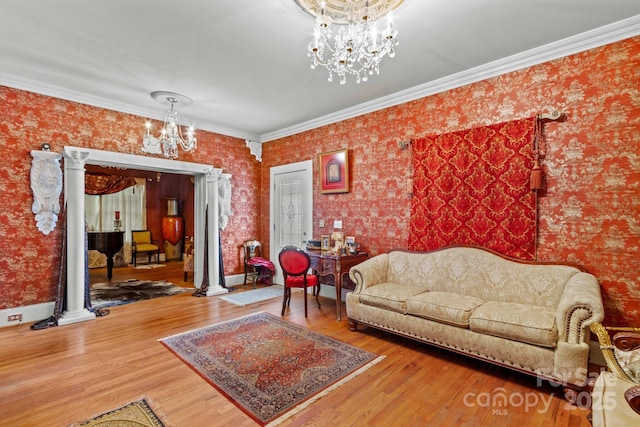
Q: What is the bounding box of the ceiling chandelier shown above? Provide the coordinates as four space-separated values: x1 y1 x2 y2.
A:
142 91 197 159
295 0 403 84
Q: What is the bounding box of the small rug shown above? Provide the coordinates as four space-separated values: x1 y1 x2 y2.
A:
220 285 284 306
74 398 165 426
160 312 384 426
135 264 166 269
91 279 190 310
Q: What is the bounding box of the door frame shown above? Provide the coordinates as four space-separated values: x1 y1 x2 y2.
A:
269 160 313 284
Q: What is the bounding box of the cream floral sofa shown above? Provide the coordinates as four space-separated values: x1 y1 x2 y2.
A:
346 246 604 389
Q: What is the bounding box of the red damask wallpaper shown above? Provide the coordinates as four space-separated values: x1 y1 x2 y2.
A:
263 36 640 326
0 88 260 310
1 36 638 327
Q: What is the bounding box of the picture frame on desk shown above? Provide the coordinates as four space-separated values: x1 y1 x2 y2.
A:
319 149 349 194
321 235 330 250
345 236 355 245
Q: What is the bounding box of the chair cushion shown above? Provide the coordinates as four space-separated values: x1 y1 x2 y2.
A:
591 371 640 427
285 274 318 288
407 291 485 327
615 346 640 383
135 243 159 252
469 301 557 347
358 283 429 314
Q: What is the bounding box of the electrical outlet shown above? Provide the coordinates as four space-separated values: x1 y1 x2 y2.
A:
7 313 22 322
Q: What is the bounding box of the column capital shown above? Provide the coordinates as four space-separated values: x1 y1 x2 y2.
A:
62 148 90 169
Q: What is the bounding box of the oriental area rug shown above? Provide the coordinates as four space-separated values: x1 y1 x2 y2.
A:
73 398 166 427
160 312 384 426
91 279 190 310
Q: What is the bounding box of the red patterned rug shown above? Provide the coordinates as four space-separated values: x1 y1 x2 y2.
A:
160 312 383 426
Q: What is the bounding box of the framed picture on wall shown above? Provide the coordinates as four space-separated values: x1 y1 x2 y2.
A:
319 149 349 194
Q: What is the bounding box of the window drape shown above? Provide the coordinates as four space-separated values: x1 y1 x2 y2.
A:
85 178 147 265
408 117 538 260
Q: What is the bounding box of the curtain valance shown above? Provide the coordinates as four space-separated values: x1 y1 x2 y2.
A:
85 174 137 195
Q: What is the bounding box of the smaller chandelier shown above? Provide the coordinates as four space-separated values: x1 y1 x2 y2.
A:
296 0 403 84
142 91 197 159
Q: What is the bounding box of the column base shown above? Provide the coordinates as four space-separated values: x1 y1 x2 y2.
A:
57 309 96 326
206 285 228 296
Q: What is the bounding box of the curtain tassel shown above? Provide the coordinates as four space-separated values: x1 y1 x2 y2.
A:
530 158 542 190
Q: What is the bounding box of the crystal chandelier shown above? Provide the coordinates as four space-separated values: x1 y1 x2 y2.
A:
142 91 197 159
295 0 403 84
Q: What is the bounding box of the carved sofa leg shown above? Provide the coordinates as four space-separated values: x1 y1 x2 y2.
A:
348 320 358 331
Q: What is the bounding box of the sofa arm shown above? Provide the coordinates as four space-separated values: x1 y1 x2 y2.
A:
349 253 389 293
555 272 604 344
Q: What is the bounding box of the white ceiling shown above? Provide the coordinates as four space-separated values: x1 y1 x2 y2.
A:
1 0 639 142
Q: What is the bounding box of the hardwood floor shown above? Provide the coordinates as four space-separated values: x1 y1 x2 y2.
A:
1 261 592 426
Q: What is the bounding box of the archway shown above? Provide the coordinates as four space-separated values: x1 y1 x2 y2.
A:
59 146 227 326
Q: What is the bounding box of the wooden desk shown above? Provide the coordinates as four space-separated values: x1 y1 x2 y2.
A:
306 250 368 321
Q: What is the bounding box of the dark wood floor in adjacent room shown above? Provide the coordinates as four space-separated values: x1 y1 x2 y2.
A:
0 261 593 426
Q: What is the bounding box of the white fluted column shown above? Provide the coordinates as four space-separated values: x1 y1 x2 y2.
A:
205 167 227 296
58 149 95 325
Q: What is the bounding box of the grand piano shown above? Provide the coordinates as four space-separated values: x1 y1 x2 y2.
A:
87 231 124 280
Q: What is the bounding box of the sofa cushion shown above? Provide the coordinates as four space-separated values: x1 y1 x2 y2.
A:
406 292 485 327
358 283 429 314
469 301 558 347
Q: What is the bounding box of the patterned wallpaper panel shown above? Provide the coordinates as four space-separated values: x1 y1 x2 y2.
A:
1 37 638 327
263 36 640 326
0 88 260 310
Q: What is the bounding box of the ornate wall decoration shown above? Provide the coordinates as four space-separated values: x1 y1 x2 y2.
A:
30 150 63 235
218 173 233 230
408 117 538 260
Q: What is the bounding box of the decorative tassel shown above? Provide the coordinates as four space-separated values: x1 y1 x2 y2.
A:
530 158 542 190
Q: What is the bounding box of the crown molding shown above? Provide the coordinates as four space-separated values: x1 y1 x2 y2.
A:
260 15 640 142
0 75 260 142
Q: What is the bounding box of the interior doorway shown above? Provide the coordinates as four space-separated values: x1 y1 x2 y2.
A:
58 146 226 326
269 160 313 285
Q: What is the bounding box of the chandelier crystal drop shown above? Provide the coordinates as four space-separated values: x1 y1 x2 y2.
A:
142 91 197 159
296 0 403 84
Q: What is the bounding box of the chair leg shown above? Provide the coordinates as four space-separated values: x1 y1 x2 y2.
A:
304 286 308 318
133 251 137 267
281 287 290 316
156 251 160 264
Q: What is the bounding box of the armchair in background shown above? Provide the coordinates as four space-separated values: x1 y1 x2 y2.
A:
590 322 640 426
242 240 274 288
131 230 160 267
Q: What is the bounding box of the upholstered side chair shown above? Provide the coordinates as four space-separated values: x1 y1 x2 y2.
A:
278 245 320 317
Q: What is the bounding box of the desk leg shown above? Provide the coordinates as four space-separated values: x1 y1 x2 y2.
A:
335 261 342 321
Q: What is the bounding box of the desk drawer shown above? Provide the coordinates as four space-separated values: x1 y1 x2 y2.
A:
319 259 335 274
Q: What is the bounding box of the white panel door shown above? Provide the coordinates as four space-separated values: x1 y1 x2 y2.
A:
270 160 313 285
